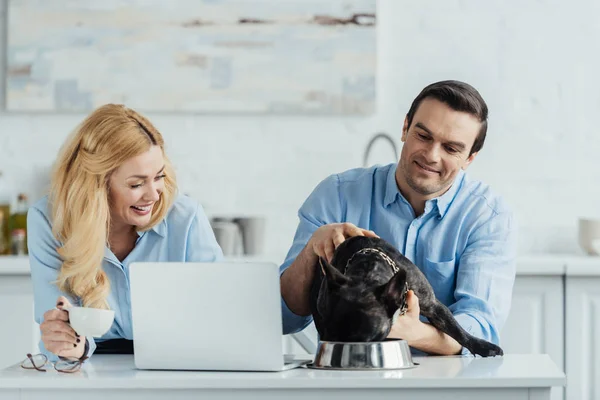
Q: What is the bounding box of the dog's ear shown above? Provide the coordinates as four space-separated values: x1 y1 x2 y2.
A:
319 257 350 288
377 269 408 317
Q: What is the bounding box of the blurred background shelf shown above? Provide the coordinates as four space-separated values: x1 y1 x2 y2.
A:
2 254 599 275
0 254 278 275
0 255 29 274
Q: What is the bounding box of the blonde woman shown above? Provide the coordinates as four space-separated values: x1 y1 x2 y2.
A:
28 104 223 362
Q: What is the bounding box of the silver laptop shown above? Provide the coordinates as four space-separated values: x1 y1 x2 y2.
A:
129 261 309 371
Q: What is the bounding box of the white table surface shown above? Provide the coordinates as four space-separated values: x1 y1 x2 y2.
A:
0 354 565 390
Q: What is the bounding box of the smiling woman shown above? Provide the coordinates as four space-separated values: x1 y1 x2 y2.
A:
107 146 168 260
27 104 224 364
50 105 177 309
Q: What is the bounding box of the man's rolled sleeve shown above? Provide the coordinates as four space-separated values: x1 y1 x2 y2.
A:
280 175 342 334
448 211 518 355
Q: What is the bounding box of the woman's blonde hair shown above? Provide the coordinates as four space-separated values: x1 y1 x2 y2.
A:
50 104 177 309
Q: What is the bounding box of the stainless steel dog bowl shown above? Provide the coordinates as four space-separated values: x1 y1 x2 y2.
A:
309 339 417 370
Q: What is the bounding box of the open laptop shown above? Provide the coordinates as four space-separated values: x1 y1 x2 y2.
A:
129 261 310 371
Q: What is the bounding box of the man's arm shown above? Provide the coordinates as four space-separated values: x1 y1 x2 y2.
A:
410 323 462 355
388 290 462 355
279 175 378 334
281 223 379 317
279 175 342 334
280 244 318 316
389 211 517 355
449 211 518 353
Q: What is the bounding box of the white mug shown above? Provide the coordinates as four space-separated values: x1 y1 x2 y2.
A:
62 306 115 338
578 218 600 256
211 220 243 256
236 216 266 255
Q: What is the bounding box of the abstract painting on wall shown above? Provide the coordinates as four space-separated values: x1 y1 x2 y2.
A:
6 0 376 114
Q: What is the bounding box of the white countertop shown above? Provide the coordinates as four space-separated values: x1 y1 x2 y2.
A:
0 255 275 275
2 254 599 276
516 254 600 276
0 256 30 275
0 354 565 389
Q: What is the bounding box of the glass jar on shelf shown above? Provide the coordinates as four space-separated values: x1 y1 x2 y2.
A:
9 193 29 255
0 209 8 255
11 228 26 256
0 171 12 255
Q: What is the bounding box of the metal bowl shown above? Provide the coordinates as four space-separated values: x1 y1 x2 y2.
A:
309 339 417 370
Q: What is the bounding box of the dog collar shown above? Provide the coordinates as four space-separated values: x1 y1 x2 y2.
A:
345 248 410 319
344 247 399 275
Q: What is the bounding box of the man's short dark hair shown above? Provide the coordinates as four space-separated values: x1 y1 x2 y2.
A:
406 80 488 156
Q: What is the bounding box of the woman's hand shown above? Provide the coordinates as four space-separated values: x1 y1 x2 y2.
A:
308 223 378 262
40 296 86 359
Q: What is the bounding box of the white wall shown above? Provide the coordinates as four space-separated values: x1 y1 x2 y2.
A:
0 0 598 262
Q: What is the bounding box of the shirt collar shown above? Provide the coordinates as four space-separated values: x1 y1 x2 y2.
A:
383 164 465 219
384 164 401 207
145 219 167 238
103 220 167 263
434 169 465 218
103 246 116 263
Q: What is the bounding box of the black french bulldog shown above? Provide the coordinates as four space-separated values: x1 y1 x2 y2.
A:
309 235 503 357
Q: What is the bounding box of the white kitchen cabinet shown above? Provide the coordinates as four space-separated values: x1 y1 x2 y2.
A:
501 275 565 400
566 274 600 400
0 272 38 369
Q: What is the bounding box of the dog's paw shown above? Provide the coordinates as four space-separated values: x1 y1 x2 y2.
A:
468 340 504 357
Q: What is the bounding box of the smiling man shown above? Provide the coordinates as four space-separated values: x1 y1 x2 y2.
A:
280 80 517 355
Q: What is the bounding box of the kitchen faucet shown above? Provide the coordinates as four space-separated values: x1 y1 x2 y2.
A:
363 132 399 167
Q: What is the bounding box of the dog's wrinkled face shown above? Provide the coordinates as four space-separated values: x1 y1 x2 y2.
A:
317 258 408 342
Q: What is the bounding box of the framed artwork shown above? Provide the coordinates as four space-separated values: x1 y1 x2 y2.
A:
6 0 376 114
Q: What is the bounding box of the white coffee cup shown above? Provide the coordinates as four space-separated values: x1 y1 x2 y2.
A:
236 216 266 255
63 306 115 338
211 219 242 256
578 218 600 256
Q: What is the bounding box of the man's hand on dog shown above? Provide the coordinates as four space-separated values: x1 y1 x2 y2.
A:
309 223 378 262
387 290 423 342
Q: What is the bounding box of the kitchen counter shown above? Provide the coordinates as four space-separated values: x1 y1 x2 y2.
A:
0 255 275 275
516 254 600 276
0 354 565 400
2 254 599 276
0 256 29 275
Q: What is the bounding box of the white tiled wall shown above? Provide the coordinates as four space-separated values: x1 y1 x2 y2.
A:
1 0 599 263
